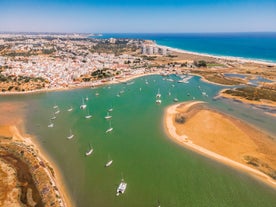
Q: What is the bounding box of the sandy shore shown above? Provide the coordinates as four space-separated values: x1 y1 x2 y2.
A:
164 101 276 189
217 88 276 111
158 44 276 66
0 102 73 207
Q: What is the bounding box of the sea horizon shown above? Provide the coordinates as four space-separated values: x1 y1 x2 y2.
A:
92 32 276 63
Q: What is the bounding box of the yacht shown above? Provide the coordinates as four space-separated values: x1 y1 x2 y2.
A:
116 179 127 196
173 98 179 102
85 109 92 119
156 89 161 98
51 113 56 120
105 112 112 119
67 129 74 139
108 107 113 112
156 99 162 104
67 106 73 112
105 160 113 167
106 121 113 133
48 120 54 128
54 107 60 114
80 98 87 109
95 92 99 96
53 104 58 109
85 144 93 156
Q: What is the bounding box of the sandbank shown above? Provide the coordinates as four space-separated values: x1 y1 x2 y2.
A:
164 101 276 190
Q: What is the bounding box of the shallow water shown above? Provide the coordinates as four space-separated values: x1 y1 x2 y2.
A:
1 75 276 207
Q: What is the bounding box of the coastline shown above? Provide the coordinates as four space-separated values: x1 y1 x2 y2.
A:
0 103 73 207
0 71 159 96
217 88 276 109
157 44 276 66
164 101 276 190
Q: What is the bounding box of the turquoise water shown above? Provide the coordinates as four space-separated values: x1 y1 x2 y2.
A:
95 33 276 63
2 75 276 206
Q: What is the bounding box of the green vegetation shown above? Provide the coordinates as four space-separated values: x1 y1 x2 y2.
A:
142 55 157 61
206 62 225 67
224 86 276 102
42 48 56 54
90 40 138 56
90 68 113 79
193 71 243 85
194 60 207 67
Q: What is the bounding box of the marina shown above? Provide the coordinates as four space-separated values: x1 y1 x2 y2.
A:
2 74 276 207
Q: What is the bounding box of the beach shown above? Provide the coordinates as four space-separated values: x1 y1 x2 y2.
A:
0 102 73 207
164 101 276 189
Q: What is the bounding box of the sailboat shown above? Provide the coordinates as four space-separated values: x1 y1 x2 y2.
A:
157 200 161 207
80 98 87 109
51 113 56 120
54 107 60 114
116 176 127 196
85 109 92 119
105 112 112 119
67 129 74 139
48 120 54 128
85 143 93 156
156 89 161 98
105 121 113 133
105 155 113 167
156 99 162 104
67 106 73 112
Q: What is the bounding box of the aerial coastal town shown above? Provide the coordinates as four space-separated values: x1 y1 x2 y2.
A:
1 33 276 207
1 33 275 102
0 33 171 92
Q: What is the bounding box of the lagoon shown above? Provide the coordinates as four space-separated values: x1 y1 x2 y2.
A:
2 75 276 207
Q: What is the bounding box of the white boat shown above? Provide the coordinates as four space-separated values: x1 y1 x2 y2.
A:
85 109 92 119
173 98 179 102
116 179 127 196
156 99 162 104
105 160 113 167
80 98 87 109
106 121 113 133
95 92 99 96
48 120 54 128
108 107 113 112
178 75 193 83
67 106 73 112
53 104 58 109
156 89 161 98
105 112 112 119
67 129 74 139
85 96 89 101
51 113 56 120
54 109 60 114
85 144 93 156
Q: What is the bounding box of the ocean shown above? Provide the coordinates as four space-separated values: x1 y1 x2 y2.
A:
94 33 276 63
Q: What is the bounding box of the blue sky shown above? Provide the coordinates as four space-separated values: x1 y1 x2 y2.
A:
1 0 276 33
